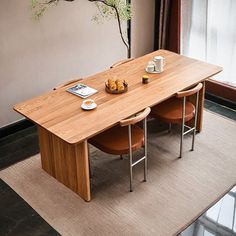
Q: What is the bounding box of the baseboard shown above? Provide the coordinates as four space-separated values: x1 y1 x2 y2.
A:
0 119 35 139
206 79 236 103
205 92 236 111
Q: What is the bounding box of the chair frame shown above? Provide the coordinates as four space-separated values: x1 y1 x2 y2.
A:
176 83 203 158
53 78 83 90
120 107 150 192
110 58 134 69
111 57 149 191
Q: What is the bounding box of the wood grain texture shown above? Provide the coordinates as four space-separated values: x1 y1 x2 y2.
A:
14 50 222 144
13 50 222 201
176 83 203 98
119 107 151 126
37 126 91 201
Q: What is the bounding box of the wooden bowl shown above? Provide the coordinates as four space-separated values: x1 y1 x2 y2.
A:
105 81 128 94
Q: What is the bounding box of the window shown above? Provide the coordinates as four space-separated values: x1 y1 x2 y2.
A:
181 0 236 87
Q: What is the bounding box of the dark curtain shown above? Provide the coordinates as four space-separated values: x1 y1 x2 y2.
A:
127 0 131 58
154 0 181 53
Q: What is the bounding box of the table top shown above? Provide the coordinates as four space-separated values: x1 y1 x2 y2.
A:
14 50 222 144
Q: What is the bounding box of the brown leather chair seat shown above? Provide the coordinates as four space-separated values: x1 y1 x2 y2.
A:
89 106 151 192
151 83 203 158
89 125 144 155
151 97 195 124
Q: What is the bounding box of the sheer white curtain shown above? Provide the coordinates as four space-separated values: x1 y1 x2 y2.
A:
181 0 236 87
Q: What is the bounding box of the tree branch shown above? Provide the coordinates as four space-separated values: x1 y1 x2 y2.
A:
33 0 130 56
88 0 130 55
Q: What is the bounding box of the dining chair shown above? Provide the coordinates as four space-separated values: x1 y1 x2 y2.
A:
110 58 134 69
151 83 203 158
89 107 151 192
53 78 83 90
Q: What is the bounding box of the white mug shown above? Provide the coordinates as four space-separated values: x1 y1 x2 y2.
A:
146 63 155 73
153 56 165 72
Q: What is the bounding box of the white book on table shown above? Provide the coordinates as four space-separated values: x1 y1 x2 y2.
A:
66 83 98 98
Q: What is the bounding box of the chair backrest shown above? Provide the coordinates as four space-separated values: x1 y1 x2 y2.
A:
53 78 83 90
176 83 203 98
119 107 151 127
110 58 134 69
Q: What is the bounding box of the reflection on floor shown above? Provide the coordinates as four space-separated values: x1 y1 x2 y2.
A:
180 186 236 236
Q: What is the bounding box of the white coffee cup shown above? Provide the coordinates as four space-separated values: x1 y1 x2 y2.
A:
83 99 94 108
146 63 155 73
153 56 165 72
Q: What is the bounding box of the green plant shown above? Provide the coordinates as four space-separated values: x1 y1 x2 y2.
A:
31 0 131 57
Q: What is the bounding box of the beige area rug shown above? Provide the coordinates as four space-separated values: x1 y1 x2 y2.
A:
0 110 236 236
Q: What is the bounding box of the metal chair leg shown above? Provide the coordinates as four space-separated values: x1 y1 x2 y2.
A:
143 117 147 182
180 97 186 158
120 154 123 160
191 91 199 151
191 130 196 151
128 125 133 192
128 119 147 191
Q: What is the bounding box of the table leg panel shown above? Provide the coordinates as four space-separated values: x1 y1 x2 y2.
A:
75 141 91 201
37 126 56 177
37 126 91 201
51 134 78 193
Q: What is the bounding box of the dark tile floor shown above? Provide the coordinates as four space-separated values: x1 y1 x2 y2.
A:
0 126 39 170
0 179 60 236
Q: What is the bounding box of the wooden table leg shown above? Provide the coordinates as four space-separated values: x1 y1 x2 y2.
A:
187 81 206 132
37 126 91 202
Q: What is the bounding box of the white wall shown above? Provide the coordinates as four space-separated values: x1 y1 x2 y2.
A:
0 0 155 128
131 0 155 57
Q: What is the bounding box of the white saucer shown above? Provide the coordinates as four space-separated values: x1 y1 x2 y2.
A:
81 102 97 110
145 68 162 74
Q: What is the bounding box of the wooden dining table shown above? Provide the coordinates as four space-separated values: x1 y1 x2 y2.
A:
14 50 222 201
